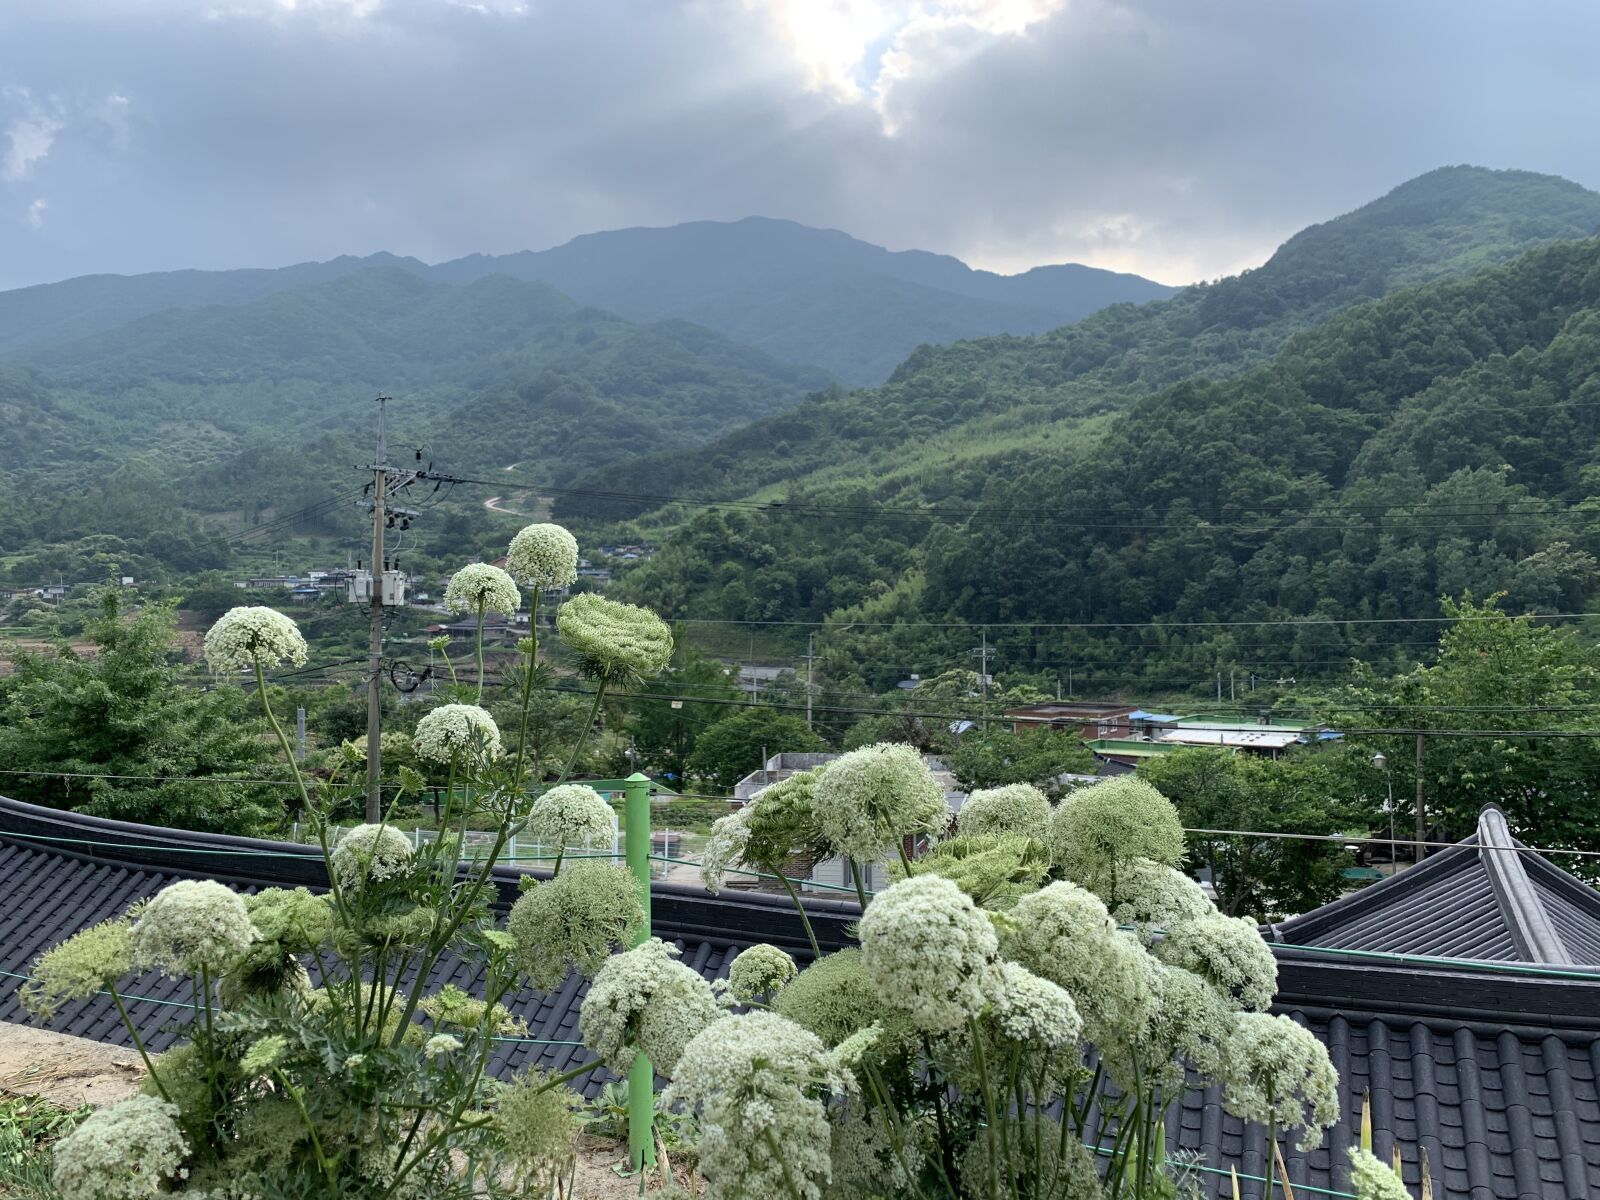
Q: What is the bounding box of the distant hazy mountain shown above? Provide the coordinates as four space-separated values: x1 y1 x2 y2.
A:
0 220 1175 385
428 217 1177 383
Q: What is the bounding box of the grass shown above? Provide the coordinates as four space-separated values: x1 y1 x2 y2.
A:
0 1095 90 1199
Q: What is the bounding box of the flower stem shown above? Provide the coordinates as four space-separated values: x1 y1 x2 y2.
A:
555 680 608 787
107 984 170 1103
512 587 541 786
770 863 822 959
474 598 487 702
253 653 311 813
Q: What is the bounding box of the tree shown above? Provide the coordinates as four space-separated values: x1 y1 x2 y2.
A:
1138 747 1372 920
946 728 1095 796
626 638 739 785
687 705 827 792
1333 593 1600 860
0 592 280 833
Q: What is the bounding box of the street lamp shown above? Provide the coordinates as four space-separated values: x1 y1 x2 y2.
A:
1372 752 1396 866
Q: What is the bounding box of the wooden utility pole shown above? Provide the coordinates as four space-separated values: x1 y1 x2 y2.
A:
805 631 815 730
365 396 390 823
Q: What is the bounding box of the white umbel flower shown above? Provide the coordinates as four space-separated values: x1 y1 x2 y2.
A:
526 784 615 848
444 562 521 616
725 944 798 1003
991 961 1081 1049
1007 881 1154 1049
413 703 501 766
959 783 1052 842
506 523 579 589
1348 1147 1410 1200
664 1012 847 1200
857 874 1003 1033
580 937 722 1076
1098 858 1213 931
423 1033 463 1058
204 606 307 673
810 742 948 863
699 804 755 895
1157 912 1278 1012
1220 1012 1340 1150
52 1095 187 1200
331 823 415 892
130 880 257 976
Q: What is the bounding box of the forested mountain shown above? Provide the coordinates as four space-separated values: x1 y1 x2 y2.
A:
600 169 1600 692
429 216 1175 382
0 219 1173 386
565 167 1600 526
0 268 827 582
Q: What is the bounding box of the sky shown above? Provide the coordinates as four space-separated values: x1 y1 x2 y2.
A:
2 0 1599 291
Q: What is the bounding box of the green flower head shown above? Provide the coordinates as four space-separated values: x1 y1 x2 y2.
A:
556 593 673 685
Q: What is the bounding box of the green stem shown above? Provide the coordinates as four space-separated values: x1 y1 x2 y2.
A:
107 985 170 1103
552 848 565 877
253 654 311 813
276 1068 339 1195
512 587 541 786
533 1057 601 1094
970 1017 1004 1200
474 598 487 703
763 1127 807 1200
850 859 870 911
770 862 822 959
555 680 608 786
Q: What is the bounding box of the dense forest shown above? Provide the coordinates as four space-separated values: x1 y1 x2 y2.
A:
595 168 1600 692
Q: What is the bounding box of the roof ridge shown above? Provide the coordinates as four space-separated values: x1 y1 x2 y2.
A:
1478 805 1572 964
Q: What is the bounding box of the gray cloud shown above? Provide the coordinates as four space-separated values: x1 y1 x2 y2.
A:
2 0 1598 289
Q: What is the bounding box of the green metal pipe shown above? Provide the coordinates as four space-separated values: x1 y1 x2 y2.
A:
624 772 657 1172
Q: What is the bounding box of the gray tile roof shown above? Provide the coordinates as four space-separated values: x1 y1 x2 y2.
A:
5 797 1600 1198
1272 806 1600 967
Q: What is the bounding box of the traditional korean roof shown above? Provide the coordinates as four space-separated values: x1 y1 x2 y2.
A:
1272 805 1600 966
3 796 1599 1198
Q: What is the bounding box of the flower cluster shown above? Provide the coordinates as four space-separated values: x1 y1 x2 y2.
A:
725 944 798 1003
419 983 528 1036
330 824 415 893
579 937 722 1075
130 879 257 976
423 1033 463 1059
1142 963 1233 1079
556 593 673 684
772 949 885 1047
525 783 615 848
506 861 644 989
699 804 755 894
893 833 1051 910
959 1120 1102 1200
52 1095 188 1200
829 1105 920 1198
22 917 132 1019
1007 881 1153 1049
1095 857 1213 931
959 783 1052 842
1220 1012 1340 1150
1347 1147 1410 1200
810 742 948 863
493 1069 582 1189
991 961 1082 1049
412 703 501 766
1157 912 1278 1012
204 606 307 673
444 562 521 616
664 1013 847 1200
505 523 579 590
858 874 1002 1033
1049 777 1185 885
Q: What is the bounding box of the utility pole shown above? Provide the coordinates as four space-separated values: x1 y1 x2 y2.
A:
805 631 815 730
365 395 390 824
1414 732 1426 864
1229 669 1235 702
973 629 992 729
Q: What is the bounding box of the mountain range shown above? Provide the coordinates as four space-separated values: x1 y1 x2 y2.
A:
0 217 1176 386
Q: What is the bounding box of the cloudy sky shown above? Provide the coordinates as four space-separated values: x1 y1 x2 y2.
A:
2 0 1597 291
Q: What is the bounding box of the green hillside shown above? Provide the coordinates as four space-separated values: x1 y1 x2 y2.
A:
563 167 1600 527
600 169 1600 692
0 269 827 583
